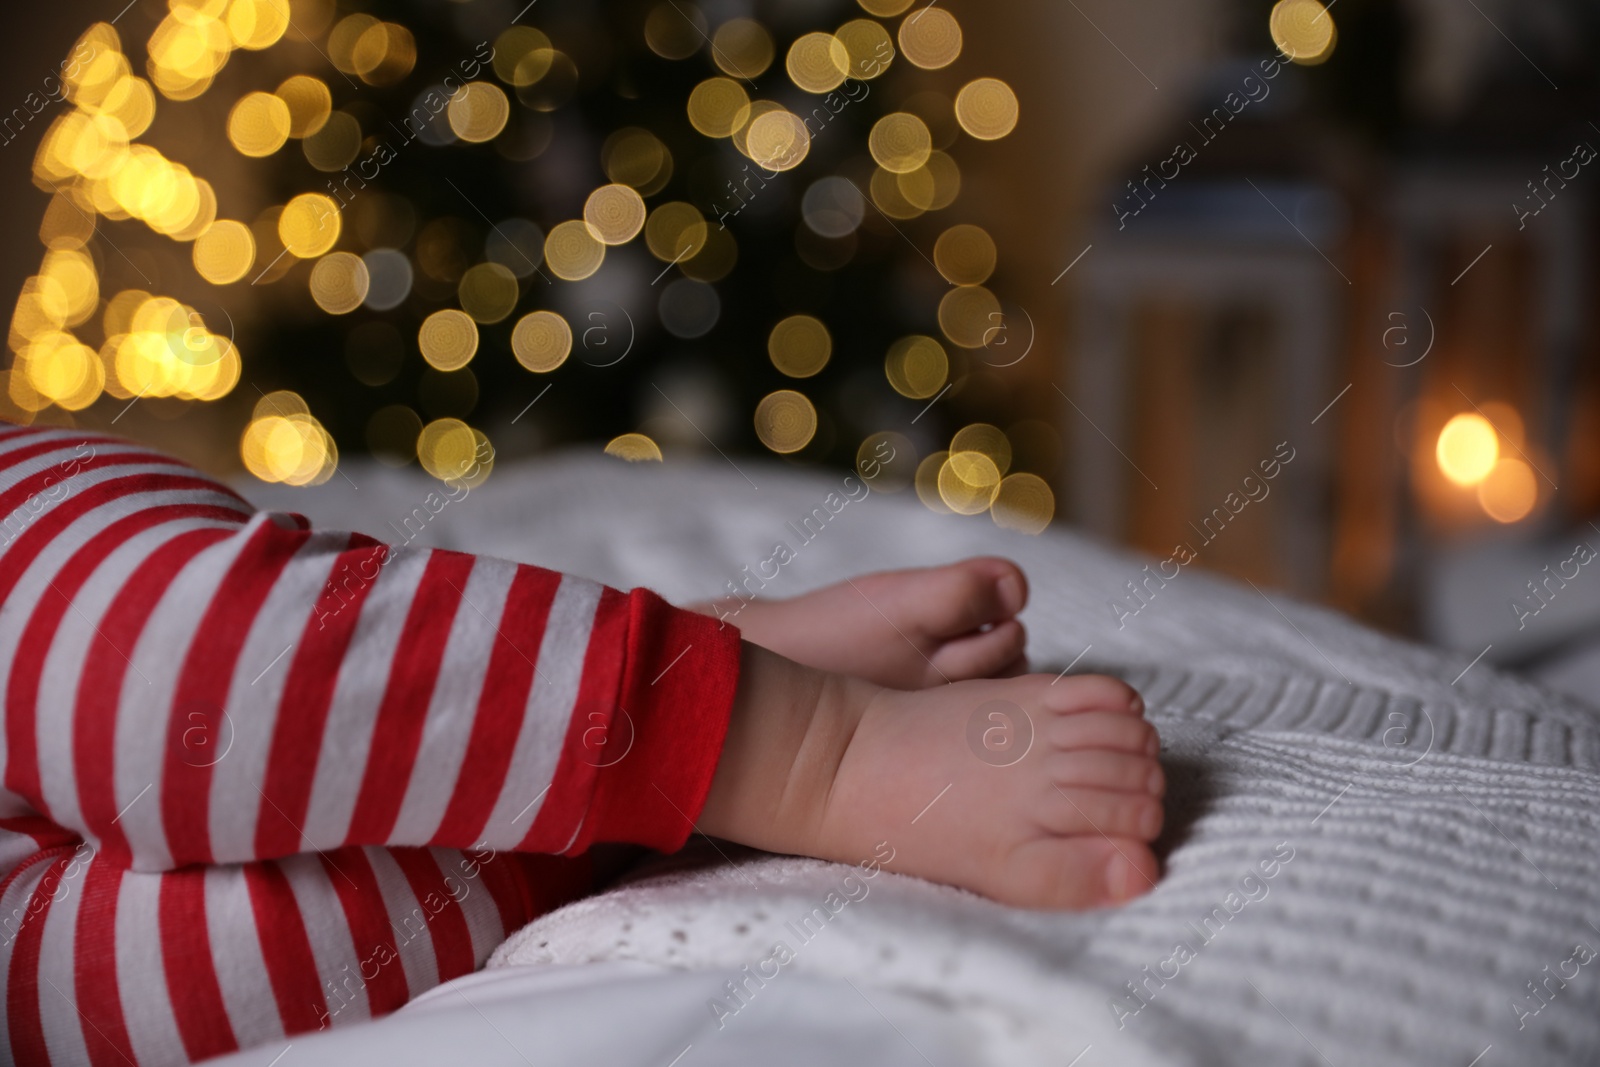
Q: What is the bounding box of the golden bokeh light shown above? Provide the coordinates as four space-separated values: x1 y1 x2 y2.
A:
65 25 126 103
101 288 149 338
1477 458 1537 523
40 110 130 183
915 450 952 514
241 411 336 486
327 13 378 74
103 295 240 403
418 417 490 484
934 224 997 285
939 451 1001 515
543 219 606 280
644 2 706 60
192 220 256 284
1436 413 1499 487
279 193 341 257
898 150 962 211
171 178 219 243
512 46 563 90
786 33 849 94
40 250 98 326
10 279 68 348
418 309 479 371
603 128 673 193
511 310 572 372
954 78 1019 140
605 433 664 462
275 75 331 137
754 390 818 453
514 48 570 100
884 335 948 398
492 26 553 84
20 335 103 411
835 19 894 80
147 8 231 101
746 109 811 171
448 82 511 143
898 7 962 70
95 75 157 140
991 473 1054 534
227 0 291 51
869 113 932 174
39 195 96 252
227 91 291 157
309 251 369 314
951 423 1012 475
768 315 831 378
869 166 925 220
584 184 647 245
5 363 50 414
128 294 192 341
938 285 1002 348
645 202 708 262
458 262 520 323
687 77 751 139
731 99 783 159
10 0 1031 462
353 22 416 86
711 18 774 80
1270 0 1337 64
303 110 361 171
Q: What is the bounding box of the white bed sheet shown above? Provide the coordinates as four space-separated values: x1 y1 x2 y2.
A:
224 452 1600 1067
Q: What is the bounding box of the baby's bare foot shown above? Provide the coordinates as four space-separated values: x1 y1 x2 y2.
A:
700 645 1163 910
693 557 1029 688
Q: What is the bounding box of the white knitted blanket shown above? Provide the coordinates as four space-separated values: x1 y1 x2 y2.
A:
253 454 1600 1067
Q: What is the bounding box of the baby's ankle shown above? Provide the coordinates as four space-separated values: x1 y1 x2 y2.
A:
698 642 872 856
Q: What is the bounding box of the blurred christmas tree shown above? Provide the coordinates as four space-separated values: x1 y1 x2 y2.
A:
7 0 1055 533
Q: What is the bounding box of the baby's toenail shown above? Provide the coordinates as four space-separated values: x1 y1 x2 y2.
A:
1130 695 1144 715
1145 732 1160 757
998 574 1025 614
1147 767 1164 795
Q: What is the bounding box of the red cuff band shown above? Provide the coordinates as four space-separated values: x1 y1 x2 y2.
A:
570 589 740 854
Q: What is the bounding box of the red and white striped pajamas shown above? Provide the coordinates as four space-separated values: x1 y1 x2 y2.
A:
0 423 741 1065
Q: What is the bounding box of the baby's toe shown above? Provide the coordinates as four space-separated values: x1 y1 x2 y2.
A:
1041 784 1164 840
909 557 1028 638
1045 751 1164 796
927 618 1027 682
1041 674 1143 716
996 836 1161 909
1046 710 1158 756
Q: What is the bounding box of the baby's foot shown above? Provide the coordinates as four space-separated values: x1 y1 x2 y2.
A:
693 557 1029 688
701 645 1163 909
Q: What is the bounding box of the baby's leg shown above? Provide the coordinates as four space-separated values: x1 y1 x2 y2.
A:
1 842 588 1063
701 644 1163 908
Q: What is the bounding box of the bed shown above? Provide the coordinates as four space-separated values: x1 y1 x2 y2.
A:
213 452 1600 1067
